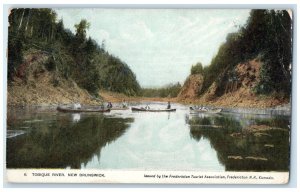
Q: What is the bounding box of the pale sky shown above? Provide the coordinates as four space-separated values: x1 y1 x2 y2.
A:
54 9 250 88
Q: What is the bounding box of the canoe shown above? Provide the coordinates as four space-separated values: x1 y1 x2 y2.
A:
110 107 129 111
190 108 222 114
131 107 176 112
57 106 110 113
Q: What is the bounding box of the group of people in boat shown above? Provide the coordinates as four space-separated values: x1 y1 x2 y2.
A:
72 100 211 111
69 101 213 113
72 100 128 110
72 100 172 110
189 105 208 111
142 101 171 110
106 100 128 109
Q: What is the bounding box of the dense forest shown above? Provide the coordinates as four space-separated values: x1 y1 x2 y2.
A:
192 10 292 98
8 8 141 96
141 82 182 98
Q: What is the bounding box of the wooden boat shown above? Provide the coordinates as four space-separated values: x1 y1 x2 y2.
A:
131 107 176 112
57 106 110 113
190 108 222 114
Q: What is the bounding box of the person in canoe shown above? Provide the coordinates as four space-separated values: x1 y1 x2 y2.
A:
107 102 113 109
200 105 208 111
167 101 171 109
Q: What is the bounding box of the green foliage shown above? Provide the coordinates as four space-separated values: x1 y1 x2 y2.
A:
7 8 141 96
190 62 203 75
198 10 292 98
249 10 292 95
7 32 24 81
200 32 244 95
74 19 90 41
141 82 181 98
98 55 141 96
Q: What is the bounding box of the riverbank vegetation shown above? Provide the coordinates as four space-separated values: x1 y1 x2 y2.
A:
141 83 182 98
196 10 291 98
8 8 141 97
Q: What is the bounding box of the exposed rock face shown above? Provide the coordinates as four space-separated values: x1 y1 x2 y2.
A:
177 59 261 102
177 74 203 99
214 58 261 97
177 58 289 108
235 59 260 90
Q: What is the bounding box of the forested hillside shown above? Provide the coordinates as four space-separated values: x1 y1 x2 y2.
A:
141 83 182 98
8 9 292 107
181 10 292 103
8 8 141 97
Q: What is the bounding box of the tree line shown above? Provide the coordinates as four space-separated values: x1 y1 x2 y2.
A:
8 8 141 96
141 82 182 98
190 10 292 98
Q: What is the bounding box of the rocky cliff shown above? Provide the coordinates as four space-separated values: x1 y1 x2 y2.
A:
177 74 203 99
177 58 289 108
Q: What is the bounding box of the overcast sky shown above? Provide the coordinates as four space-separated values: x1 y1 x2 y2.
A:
54 9 250 88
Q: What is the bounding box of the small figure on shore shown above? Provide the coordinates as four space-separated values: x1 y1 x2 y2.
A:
145 105 150 110
122 99 128 108
167 101 171 109
99 102 105 110
73 102 81 109
107 102 113 109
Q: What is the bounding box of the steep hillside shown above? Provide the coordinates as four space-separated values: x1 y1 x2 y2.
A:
178 58 289 108
7 8 140 102
7 51 100 106
199 10 291 98
177 74 203 99
178 10 291 108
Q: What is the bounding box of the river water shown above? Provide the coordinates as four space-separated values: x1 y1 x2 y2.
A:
6 102 290 171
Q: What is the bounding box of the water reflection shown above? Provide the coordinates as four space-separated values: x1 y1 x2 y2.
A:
187 113 290 171
7 110 133 168
6 104 290 171
7 130 26 138
72 113 81 123
84 110 224 171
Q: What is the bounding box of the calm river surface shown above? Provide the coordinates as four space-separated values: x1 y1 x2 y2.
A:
6 102 290 171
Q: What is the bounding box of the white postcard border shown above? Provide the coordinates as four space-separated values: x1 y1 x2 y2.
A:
6 169 289 184
2 1 298 189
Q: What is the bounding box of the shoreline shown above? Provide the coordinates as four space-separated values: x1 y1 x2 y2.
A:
7 90 291 116
6 100 291 117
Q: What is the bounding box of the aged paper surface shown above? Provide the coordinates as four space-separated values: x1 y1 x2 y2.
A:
6 7 292 184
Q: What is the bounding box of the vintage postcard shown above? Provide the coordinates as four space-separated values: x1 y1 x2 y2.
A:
5 8 292 184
